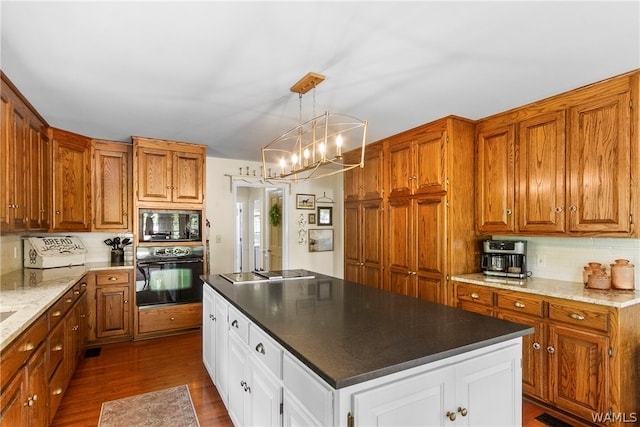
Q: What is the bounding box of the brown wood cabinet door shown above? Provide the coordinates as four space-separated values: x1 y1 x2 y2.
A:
387 138 412 198
386 198 412 294
25 344 48 427
361 143 384 200
414 196 445 304
497 311 545 400
0 369 26 427
26 125 50 231
414 130 446 195
9 104 27 231
0 94 12 231
361 200 383 288
52 130 91 231
94 142 131 230
96 286 130 338
476 122 515 234
567 91 631 234
547 324 609 419
136 146 172 202
343 150 362 202
518 111 566 233
39 133 51 231
344 202 361 283
172 150 204 203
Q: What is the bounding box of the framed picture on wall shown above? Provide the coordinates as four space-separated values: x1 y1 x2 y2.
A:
308 213 316 224
317 206 332 226
309 229 333 252
296 194 315 209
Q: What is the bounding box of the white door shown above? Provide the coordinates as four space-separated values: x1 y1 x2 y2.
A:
268 190 283 270
202 285 216 380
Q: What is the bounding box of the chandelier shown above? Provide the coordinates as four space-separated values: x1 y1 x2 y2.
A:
261 72 367 182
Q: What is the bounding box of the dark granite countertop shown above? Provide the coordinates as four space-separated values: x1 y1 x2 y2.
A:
202 272 533 389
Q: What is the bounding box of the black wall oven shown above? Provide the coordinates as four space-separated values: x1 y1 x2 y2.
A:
135 245 204 307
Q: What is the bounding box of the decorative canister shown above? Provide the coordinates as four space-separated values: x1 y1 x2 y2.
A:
587 269 611 290
582 266 592 285
610 259 635 290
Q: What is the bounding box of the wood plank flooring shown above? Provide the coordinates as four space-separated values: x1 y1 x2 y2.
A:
52 330 585 426
51 331 232 427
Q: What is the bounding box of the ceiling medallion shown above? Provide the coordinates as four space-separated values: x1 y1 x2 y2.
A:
261 72 367 182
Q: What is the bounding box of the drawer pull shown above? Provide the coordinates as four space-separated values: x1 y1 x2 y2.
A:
22 342 35 352
53 344 63 351
73 290 80 295
65 298 73 304
108 277 118 281
255 343 265 355
513 301 526 308
469 292 480 300
80 282 87 288
170 317 175 321
52 388 63 396
231 320 239 328
51 310 62 318
569 313 585 321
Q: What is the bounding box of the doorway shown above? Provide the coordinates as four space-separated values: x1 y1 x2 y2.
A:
233 183 287 273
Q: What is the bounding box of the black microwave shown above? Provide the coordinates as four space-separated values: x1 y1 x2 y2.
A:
139 209 202 242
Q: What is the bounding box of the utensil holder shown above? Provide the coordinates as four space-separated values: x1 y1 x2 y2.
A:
111 249 124 264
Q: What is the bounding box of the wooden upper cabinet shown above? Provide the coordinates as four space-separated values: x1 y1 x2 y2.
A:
93 140 132 231
476 121 515 234
0 92 13 231
27 123 51 231
343 141 384 202
388 138 413 198
52 128 92 232
567 91 632 234
134 137 206 206
517 111 566 233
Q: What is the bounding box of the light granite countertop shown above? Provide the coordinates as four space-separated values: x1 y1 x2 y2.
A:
451 273 640 308
0 262 134 351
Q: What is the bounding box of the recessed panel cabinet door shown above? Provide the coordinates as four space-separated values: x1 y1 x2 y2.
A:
386 198 412 294
344 202 361 284
136 146 172 202
173 151 204 203
362 200 383 289
567 91 632 234
518 111 566 233
414 130 446 195
476 122 515 234
94 142 131 230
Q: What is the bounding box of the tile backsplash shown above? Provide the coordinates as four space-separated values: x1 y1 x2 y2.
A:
494 236 640 288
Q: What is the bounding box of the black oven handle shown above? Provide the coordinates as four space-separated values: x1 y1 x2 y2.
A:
137 259 203 266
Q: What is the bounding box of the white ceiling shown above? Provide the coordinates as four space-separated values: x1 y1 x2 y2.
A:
2 1 639 162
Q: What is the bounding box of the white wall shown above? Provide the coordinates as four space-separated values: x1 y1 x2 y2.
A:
205 156 344 277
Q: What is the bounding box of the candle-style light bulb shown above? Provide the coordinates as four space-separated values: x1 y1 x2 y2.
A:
279 157 286 175
336 134 343 157
291 153 298 170
319 142 326 161
303 148 310 167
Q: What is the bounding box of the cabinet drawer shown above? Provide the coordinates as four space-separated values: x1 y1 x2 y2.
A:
456 283 494 306
496 293 544 318
249 325 283 378
63 281 86 313
138 303 202 334
0 314 47 384
228 305 249 344
47 320 65 379
548 301 608 332
48 295 67 329
96 271 130 286
48 362 66 423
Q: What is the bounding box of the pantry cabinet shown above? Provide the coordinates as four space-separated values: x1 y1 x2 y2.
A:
51 128 92 232
133 136 206 207
343 141 384 202
92 140 132 231
475 70 638 237
453 280 640 426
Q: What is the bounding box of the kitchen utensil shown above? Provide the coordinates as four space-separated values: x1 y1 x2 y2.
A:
113 237 121 248
121 238 131 246
104 238 113 247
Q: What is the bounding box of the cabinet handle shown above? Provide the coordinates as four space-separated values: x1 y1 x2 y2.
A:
108 277 118 281
469 292 479 300
56 211 61 215
123 300 128 304
532 342 541 350
506 209 512 215
569 205 577 212
80 282 87 288
513 301 526 308
72 325 79 331
53 344 63 351
24 395 37 407
52 388 63 396
66 298 73 304
22 342 35 352
73 290 80 295
52 310 62 318
555 207 563 213
446 411 456 421
231 320 239 328
167 186 172 189
255 343 266 355
170 317 175 321
568 312 585 321
457 407 468 417
547 346 555 354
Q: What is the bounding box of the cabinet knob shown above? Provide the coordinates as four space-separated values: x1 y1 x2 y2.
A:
56 211 61 215
231 319 239 328
124 300 128 304
446 411 456 421
457 407 468 417
255 343 266 355
532 342 541 350
555 207 563 213
547 346 555 354
170 317 175 321
52 388 63 396
506 209 513 215
569 205 577 212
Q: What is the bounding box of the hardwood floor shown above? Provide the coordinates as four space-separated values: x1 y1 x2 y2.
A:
53 330 585 427
51 331 233 427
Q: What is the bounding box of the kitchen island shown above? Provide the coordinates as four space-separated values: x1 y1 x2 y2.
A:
202 271 533 426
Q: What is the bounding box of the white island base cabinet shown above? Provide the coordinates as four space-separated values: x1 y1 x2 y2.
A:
284 339 523 427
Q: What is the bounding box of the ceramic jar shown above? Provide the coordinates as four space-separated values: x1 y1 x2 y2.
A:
583 262 603 286
587 268 611 290
610 259 635 290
